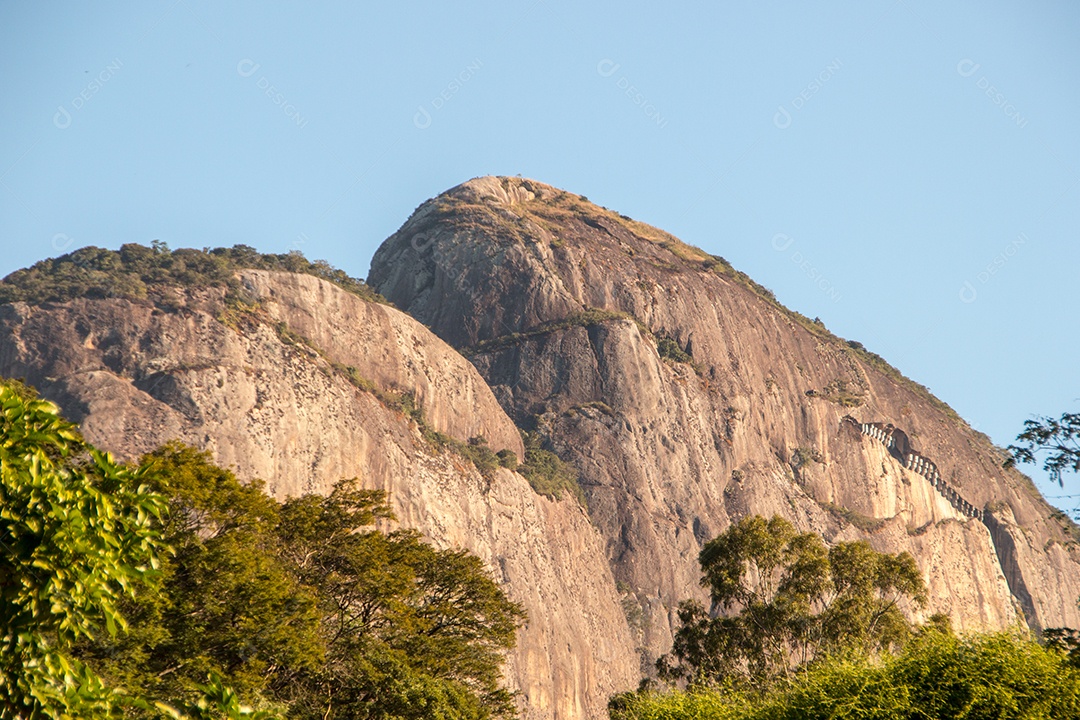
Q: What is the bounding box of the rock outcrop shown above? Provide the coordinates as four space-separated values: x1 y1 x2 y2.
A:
3 175 1079 720
0 271 637 720
370 176 1080 668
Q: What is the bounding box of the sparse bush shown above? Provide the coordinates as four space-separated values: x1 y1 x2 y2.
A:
791 446 824 468
821 501 887 533
461 436 501 478
496 448 519 469
470 307 638 354
815 379 865 408
517 432 586 506
657 337 693 364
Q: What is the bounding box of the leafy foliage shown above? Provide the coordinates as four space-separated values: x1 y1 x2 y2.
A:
75 442 320 713
0 381 167 718
0 381 272 720
1007 411 1080 487
890 630 1080 719
156 674 280 720
1044 627 1080 669
658 515 924 687
276 476 526 719
76 443 526 720
516 432 585 505
613 631 1080 720
0 243 383 306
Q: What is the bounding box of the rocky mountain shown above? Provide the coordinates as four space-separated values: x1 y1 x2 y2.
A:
2 176 1079 720
0 268 636 720
370 176 1080 660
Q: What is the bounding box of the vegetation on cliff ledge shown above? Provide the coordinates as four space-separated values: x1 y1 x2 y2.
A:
0 242 383 306
516 431 586 506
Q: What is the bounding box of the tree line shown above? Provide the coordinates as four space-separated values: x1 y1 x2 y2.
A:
5 370 1080 720
0 242 383 306
0 380 523 719
608 406 1080 719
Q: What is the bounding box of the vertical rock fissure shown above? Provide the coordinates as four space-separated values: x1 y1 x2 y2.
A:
981 512 1040 630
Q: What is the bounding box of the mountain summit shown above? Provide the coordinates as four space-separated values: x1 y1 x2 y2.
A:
1 177 1078 720
371 175 1080 656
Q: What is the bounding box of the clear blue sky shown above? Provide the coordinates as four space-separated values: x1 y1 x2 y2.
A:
2 1 1078 515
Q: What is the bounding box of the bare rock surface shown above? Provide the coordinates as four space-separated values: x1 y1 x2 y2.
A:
3 175 1079 719
0 276 636 720
239 269 523 460
370 176 1080 667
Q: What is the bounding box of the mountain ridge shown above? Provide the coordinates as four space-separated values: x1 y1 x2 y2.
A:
371 175 971 428
370 174 1080 662
2 176 1079 720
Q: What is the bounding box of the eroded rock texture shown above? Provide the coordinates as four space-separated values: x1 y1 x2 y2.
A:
370 176 1080 668
3 175 1078 720
0 273 636 720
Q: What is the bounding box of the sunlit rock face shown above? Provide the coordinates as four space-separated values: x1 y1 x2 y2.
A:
371 175 1080 666
2 175 1078 720
0 270 637 720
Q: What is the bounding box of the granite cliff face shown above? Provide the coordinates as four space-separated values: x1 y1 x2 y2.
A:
370 176 1080 668
4 176 1080 720
0 270 636 720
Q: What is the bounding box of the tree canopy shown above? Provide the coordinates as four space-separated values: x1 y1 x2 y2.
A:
1 380 293 719
613 629 1080 720
658 515 925 688
626 514 1079 719
0 243 383 306
0 380 168 718
1007 410 1080 489
77 442 526 720
1 380 524 719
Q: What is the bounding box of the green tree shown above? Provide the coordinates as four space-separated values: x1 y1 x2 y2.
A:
277 481 526 719
1007 410 1080 487
612 631 1080 720
893 630 1080 720
1 382 280 720
658 515 924 688
156 674 279 720
1007 410 1080 645
0 381 167 718
76 444 525 720
817 540 924 657
79 443 323 713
